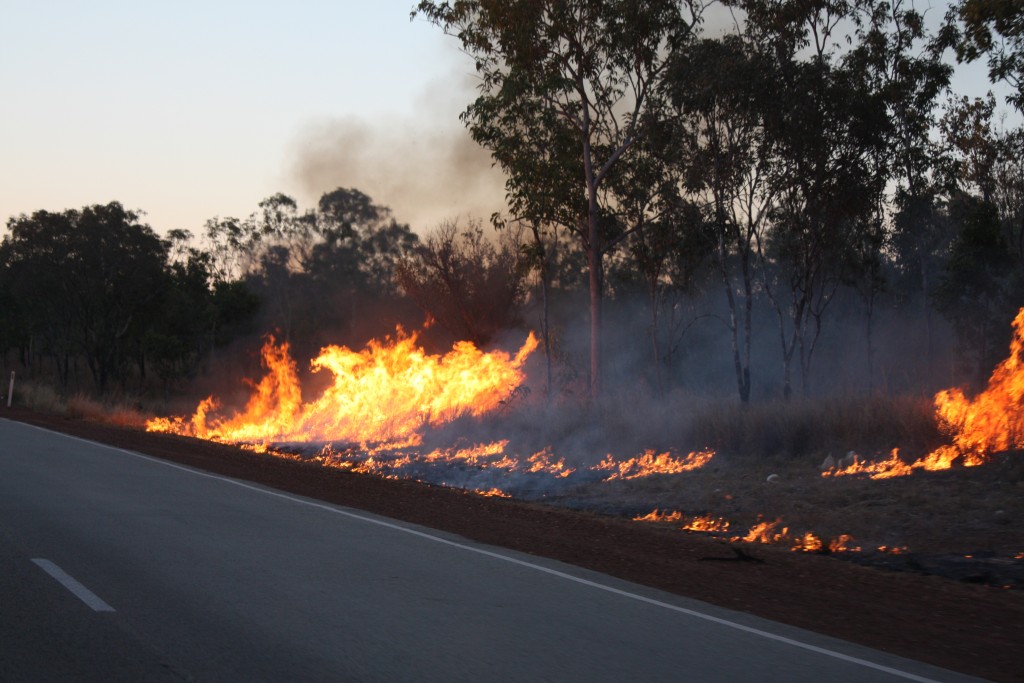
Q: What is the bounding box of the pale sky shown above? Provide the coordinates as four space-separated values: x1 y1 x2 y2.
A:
0 1 1014 237
0 1 506 235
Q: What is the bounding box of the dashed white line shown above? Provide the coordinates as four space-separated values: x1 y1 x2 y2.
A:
10 420 952 682
31 558 115 612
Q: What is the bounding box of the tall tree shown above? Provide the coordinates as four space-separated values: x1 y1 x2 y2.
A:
1 203 169 390
414 0 704 399
942 0 1024 111
0 209 80 385
733 0 892 398
666 34 774 403
933 195 1019 384
862 0 953 375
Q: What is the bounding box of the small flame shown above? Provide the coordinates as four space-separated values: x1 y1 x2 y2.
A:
829 534 860 553
593 449 714 481
877 545 909 555
735 518 790 544
422 441 511 466
525 447 575 478
822 449 913 479
791 532 824 553
633 509 685 523
731 518 859 553
635 513 859 553
682 514 730 533
474 487 511 498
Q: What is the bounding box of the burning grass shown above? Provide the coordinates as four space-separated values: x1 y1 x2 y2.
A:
134 309 1024 587
147 328 539 446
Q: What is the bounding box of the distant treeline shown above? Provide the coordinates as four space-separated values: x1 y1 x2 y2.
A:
3 0 1024 405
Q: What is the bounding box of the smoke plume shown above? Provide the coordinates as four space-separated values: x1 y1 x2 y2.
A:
288 76 507 231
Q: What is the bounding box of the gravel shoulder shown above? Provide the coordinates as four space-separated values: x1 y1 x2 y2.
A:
6 407 1022 682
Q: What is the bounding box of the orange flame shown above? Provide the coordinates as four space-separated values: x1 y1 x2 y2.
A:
828 534 860 553
730 518 859 553
634 511 731 532
525 447 575 478
735 518 790 544
682 514 730 533
825 307 1024 479
933 307 1024 461
474 487 511 498
877 545 909 555
146 325 723 497
633 509 685 523
147 329 538 446
822 449 913 479
791 532 824 553
422 441 512 466
593 449 715 481
635 513 860 554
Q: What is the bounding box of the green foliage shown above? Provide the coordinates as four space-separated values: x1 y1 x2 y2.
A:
1 203 169 389
942 0 1024 111
200 188 420 353
415 0 704 397
0 202 264 394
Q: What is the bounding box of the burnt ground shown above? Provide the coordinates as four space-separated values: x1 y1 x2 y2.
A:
5 407 1023 682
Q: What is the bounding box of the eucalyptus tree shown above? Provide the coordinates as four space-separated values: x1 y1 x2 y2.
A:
1 203 169 390
413 0 705 399
665 34 775 403
932 95 1024 383
932 194 1018 385
728 0 893 399
846 0 952 390
992 127 1024 268
0 209 80 384
202 189 418 348
313 187 419 294
941 0 1024 111
852 0 953 373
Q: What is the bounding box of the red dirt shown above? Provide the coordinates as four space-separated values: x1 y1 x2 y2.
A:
7 407 1022 682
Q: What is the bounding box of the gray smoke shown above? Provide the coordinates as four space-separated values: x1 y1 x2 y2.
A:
287 74 506 231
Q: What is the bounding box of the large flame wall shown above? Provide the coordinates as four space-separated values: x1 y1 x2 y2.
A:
148 330 538 446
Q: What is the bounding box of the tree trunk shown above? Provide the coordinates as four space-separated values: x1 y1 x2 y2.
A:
648 278 662 394
582 122 603 401
587 239 603 400
529 222 553 400
740 251 753 404
920 254 933 374
865 292 876 395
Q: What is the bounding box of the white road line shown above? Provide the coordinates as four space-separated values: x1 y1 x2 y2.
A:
11 420 948 683
31 558 115 612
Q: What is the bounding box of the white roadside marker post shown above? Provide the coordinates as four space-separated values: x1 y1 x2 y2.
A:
7 371 14 408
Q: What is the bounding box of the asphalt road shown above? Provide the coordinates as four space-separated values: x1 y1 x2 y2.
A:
0 419 984 682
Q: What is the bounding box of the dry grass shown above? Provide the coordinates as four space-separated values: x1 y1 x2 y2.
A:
66 393 149 429
10 381 152 429
485 389 945 466
11 381 68 414
686 394 944 461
